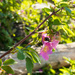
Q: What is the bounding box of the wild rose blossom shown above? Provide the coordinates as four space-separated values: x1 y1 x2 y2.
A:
40 33 59 60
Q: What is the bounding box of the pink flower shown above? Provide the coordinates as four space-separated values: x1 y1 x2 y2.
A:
21 10 24 13
9 74 12 75
40 34 59 60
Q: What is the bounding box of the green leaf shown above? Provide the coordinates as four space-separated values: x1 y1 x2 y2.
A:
52 0 57 4
27 47 36 52
32 33 38 38
63 57 71 64
50 69 56 74
44 8 50 12
65 7 71 14
17 46 23 49
17 50 25 60
25 30 29 35
62 26 68 35
25 51 32 59
26 57 33 73
2 66 14 74
52 48 55 52
59 3 68 7
0 59 2 67
31 52 41 64
3 59 17 66
53 19 61 25
64 26 74 36
0 12 4 17
26 27 34 30
37 0 42 3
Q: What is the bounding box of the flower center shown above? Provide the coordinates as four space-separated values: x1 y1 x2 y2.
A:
45 37 50 41
43 46 49 52
43 37 50 42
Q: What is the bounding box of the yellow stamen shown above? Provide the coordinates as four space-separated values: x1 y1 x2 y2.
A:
43 46 49 52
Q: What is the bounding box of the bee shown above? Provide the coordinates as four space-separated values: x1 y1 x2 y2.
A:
45 37 50 42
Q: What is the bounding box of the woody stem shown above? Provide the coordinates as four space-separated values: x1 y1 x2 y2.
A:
0 7 64 59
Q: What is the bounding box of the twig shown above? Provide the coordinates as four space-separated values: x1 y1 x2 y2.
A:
0 7 64 59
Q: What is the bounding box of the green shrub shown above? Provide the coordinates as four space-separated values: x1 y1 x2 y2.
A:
0 0 22 50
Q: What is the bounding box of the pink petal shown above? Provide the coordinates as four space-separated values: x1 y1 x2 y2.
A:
21 10 24 13
40 52 49 60
40 41 52 60
52 40 59 49
47 50 53 54
45 42 53 54
9 74 12 75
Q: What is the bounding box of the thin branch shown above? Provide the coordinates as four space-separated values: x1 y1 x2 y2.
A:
0 7 64 59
